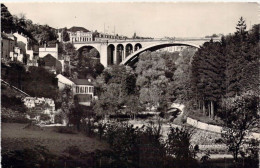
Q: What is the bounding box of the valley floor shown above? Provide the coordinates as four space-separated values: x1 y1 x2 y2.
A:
1 123 108 155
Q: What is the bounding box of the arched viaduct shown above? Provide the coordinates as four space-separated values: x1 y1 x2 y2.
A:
73 38 218 67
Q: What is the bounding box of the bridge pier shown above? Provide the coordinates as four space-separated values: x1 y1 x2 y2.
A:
100 43 108 67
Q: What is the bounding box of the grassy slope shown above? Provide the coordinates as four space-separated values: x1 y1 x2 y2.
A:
1 123 108 155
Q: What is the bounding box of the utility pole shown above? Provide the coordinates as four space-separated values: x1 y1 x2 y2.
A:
114 25 115 36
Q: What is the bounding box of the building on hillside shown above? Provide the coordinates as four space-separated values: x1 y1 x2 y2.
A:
23 97 56 123
13 32 34 60
94 32 127 41
72 79 94 106
56 74 74 91
39 43 58 59
39 54 63 74
13 46 24 62
1 33 15 61
158 46 188 53
67 26 93 43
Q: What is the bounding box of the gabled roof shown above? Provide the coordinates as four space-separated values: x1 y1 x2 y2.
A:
68 26 90 33
72 79 92 85
56 74 74 85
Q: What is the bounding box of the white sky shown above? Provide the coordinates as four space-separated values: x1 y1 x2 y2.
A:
5 2 259 38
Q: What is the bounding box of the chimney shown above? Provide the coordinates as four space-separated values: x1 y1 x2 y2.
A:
56 42 58 50
44 42 46 50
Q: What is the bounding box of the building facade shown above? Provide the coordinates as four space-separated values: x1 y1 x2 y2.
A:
72 79 94 106
67 26 93 43
39 43 58 59
13 32 34 60
1 33 15 61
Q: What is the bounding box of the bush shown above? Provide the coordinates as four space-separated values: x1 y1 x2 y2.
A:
1 108 31 123
1 95 27 113
40 113 51 121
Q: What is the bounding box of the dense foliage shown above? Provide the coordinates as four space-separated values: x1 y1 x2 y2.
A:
220 91 259 162
190 18 259 119
1 62 59 100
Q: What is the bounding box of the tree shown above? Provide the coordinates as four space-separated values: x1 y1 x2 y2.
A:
1 4 15 33
166 126 198 168
94 65 140 118
172 48 196 103
220 91 259 162
62 28 70 42
135 51 172 110
191 40 226 118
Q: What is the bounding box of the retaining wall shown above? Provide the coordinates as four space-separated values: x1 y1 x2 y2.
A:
186 117 260 140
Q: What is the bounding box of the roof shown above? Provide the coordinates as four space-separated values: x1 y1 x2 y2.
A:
56 74 74 85
68 26 90 33
1 33 14 41
72 79 92 85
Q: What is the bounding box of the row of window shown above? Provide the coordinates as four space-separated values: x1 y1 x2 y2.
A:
75 86 93 94
71 37 93 42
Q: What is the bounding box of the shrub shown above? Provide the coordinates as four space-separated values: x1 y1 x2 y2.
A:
40 113 51 121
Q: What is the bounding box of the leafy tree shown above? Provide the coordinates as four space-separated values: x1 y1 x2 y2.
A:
62 28 70 42
1 4 15 33
172 48 196 103
220 91 259 162
94 65 140 117
166 126 198 168
136 51 172 110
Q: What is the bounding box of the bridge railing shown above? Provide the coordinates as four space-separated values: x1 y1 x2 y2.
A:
72 37 221 44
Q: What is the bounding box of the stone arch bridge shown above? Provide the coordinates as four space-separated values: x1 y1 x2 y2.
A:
73 38 218 67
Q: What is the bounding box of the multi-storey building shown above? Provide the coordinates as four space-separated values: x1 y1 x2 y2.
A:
13 32 34 60
67 26 93 43
72 79 94 106
1 33 15 61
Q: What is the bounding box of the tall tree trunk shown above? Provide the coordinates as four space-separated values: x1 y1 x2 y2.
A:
208 103 211 118
210 101 214 119
203 101 206 116
211 101 214 119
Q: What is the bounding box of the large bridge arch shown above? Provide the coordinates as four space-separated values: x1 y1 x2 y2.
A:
120 42 200 66
77 45 101 60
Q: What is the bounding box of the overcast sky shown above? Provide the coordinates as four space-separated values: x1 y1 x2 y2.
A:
5 2 259 38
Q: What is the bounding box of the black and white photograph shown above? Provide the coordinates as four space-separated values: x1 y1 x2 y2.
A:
1 1 259 168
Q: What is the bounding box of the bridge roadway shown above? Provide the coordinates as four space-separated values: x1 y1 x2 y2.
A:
73 38 219 67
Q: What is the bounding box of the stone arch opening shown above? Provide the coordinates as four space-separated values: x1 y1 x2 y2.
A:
125 43 133 58
134 43 142 51
116 44 124 64
107 44 115 66
78 45 100 61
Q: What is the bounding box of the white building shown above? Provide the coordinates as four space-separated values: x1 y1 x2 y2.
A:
39 43 58 59
67 26 93 43
56 74 74 91
13 32 34 60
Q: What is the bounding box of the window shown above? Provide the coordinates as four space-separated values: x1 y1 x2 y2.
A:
85 87 88 93
80 87 84 93
76 86 79 93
